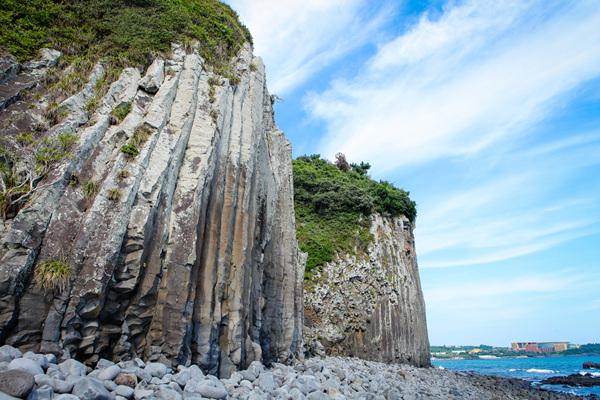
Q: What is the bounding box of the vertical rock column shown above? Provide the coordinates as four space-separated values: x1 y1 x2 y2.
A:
304 215 430 367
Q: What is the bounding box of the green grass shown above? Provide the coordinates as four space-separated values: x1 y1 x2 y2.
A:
34 132 78 175
82 180 98 198
0 0 252 74
35 259 72 291
121 142 139 158
111 101 132 124
293 155 416 279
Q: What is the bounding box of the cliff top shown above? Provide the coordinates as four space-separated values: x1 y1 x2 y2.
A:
293 154 416 277
0 0 251 73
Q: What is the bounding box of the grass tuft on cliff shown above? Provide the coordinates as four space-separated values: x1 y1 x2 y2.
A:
293 154 416 279
0 0 252 71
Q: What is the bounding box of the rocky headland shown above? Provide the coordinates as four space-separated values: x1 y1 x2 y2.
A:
0 1 585 400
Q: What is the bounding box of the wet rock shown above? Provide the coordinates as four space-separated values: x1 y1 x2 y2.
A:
542 373 600 387
583 362 600 369
0 369 35 398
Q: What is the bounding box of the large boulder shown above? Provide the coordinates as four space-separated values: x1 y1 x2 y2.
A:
57 359 87 377
7 358 44 376
0 369 35 398
72 377 112 400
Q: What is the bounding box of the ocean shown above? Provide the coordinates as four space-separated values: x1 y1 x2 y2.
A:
432 355 600 397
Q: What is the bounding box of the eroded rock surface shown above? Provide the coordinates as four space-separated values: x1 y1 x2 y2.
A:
0 44 304 376
304 215 430 367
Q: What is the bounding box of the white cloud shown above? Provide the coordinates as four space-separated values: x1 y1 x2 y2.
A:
226 0 393 95
309 0 600 170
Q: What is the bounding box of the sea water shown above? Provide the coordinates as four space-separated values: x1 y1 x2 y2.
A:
432 355 600 397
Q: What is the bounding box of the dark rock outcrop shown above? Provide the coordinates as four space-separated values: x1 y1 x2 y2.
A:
583 362 600 369
0 44 304 376
304 214 431 367
542 373 600 387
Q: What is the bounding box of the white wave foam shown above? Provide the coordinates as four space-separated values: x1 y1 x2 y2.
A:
580 371 600 377
526 368 555 374
508 368 517 372
437 366 445 370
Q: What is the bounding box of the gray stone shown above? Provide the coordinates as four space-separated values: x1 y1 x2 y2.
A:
154 387 182 400
26 385 53 400
187 366 203 381
0 369 35 397
184 380 227 399
257 372 276 392
58 359 86 377
0 347 22 363
8 358 44 376
96 359 116 369
133 387 153 400
53 395 79 400
44 355 57 365
139 58 165 94
72 377 111 400
115 385 134 398
23 48 61 70
23 352 48 370
97 365 121 380
104 380 117 391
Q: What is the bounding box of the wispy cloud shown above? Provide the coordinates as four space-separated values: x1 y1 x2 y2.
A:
301 0 600 268
309 0 600 169
226 0 394 95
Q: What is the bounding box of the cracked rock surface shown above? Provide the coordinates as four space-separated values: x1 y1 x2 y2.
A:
304 215 430 368
0 44 304 377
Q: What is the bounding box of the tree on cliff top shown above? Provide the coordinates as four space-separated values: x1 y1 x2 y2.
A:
293 154 416 279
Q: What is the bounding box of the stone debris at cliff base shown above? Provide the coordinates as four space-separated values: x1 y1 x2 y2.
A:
0 345 582 400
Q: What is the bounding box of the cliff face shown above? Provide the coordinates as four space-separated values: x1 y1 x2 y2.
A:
304 214 430 367
0 44 304 376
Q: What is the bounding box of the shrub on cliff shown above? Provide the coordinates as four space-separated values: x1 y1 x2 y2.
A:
293 154 416 278
0 0 252 71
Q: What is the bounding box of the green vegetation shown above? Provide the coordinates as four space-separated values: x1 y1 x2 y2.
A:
35 132 78 175
121 143 139 158
34 259 72 291
0 0 252 74
293 154 416 279
83 180 99 199
121 124 153 159
111 101 132 124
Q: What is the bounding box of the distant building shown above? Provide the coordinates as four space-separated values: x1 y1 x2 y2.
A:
511 342 569 353
468 348 482 354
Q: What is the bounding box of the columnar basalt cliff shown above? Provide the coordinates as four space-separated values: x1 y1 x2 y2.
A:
304 214 431 367
0 44 304 376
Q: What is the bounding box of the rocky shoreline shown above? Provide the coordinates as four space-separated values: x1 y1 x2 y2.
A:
0 345 594 399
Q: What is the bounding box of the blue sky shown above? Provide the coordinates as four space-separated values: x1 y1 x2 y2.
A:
226 0 600 347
